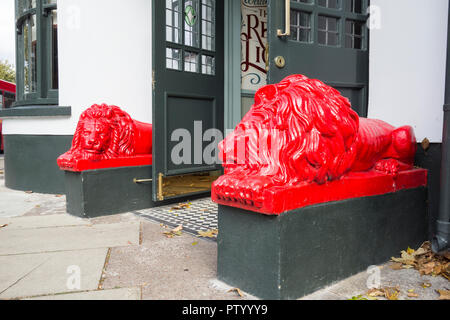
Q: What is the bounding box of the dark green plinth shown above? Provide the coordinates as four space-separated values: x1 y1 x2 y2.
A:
217 187 428 300
65 166 155 218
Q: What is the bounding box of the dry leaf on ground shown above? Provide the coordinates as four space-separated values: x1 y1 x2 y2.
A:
171 203 191 210
0 224 8 229
437 290 450 300
163 225 183 238
228 288 245 298
391 242 450 280
384 287 400 300
367 289 385 297
198 229 218 238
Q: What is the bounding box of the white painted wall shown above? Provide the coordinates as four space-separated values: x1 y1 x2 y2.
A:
368 0 448 143
3 0 152 135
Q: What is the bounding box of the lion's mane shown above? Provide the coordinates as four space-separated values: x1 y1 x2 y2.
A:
68 104 136 160
221 74 360 185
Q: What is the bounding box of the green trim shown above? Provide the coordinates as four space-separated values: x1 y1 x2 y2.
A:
224 0 242 130
0 105 71 118
15 0 58 106
4 134 73 194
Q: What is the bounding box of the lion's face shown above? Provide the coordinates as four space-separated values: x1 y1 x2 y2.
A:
80 119 113 156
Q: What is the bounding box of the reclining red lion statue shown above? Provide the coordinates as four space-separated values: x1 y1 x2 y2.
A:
57 104 152 172
212 74 426 214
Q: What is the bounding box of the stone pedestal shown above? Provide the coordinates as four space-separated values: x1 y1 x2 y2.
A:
64 166 155 218
217 187 428 300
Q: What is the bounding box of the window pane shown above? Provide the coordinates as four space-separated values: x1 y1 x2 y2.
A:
23 15 37 94
345 20 365 49
184 51 199 73
0 92 3 109
166 0 182 44
4 92 15 109
201 55 215 75
166 47 181 70
201 0 215 51
184 0 200 48
318 15 340 46
345 0 364 14
291 11 312 43
19 0 36 13
318 0 340 9
51 10 58 89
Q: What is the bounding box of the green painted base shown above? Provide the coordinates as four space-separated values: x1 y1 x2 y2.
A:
217 187 428 300
4 135 73 194
64 166 207 218
65 166 155 218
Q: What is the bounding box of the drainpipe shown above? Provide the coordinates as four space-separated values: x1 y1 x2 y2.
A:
432 1 450 253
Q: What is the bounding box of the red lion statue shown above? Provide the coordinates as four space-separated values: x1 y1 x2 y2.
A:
57 104 152 171
213 74 419 211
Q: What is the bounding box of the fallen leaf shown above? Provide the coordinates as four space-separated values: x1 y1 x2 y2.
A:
228 288 245 298
421 282 432 289
163 225 183 238
25 190 33 194
0 224 8 229
349 295 368 300
389 262 403 270
407 292 419 298
384 287 400 301
367 288 385 297
171 203 191 210
198 229 219 238
437 290 450 300
192 241 198 246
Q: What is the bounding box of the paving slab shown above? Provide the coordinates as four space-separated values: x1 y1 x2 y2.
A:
0 221 140 255
301 263 449 300
102 220 255 300
0 248 107 299
24 287 141 300
0 182 66 218
0 214 90 230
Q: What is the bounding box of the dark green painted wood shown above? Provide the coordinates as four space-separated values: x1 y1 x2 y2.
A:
0 105 71 118
152 0 225 201
267 0 370 116
415 143 442 239
4 134 72 194
218 187 428 300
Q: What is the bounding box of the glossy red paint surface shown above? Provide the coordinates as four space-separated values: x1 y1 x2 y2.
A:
58 104 152 172
212 74 426 215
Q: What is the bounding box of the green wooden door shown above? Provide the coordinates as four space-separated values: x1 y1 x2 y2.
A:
152 0 224 202
267 0 369 116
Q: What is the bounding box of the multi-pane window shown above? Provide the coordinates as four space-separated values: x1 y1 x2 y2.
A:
165 0 216 75
15 0 58 106
318 15 339 46
289 0 367 50
291 11 312 43
345 20 364 49
318 0 340 9
345 0 363 14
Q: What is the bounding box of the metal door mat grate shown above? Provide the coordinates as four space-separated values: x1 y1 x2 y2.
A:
134 198 218 240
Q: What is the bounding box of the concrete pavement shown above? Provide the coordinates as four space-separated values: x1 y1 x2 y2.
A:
0 156 448 300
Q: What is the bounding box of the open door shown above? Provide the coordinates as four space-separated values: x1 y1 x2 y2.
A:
152 0 224 202
267 0 369 116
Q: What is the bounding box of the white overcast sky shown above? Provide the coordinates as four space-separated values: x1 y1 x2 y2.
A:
0 0 16 65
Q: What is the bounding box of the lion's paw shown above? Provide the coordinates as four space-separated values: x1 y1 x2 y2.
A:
374 159 400 175
213 175 275 208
